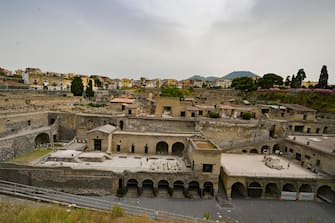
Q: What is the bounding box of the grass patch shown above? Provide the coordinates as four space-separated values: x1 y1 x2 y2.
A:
10 148 55 164
0 201 201 223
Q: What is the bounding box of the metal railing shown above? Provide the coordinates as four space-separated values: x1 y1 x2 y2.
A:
0 180 215 222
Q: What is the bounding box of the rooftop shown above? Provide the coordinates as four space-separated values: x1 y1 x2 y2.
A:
37 151 190 173
114 131 198 137
48 150 81 159
281 103 316 112
87 124 117 134
191 139 218 150
195 141 215 149
221 154 320 179
110 98 135 104
287 135 335 155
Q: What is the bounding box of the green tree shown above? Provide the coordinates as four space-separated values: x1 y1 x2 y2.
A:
231 77 257 92
71 76 84 96
296 68 306 87
317 65 329 88
284 76 291 87
85 79 94 98
257 73 283 89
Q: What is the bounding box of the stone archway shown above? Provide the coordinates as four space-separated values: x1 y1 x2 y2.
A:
34 133 50 147
142 179 154 197
317 185 335 203
172 142 184 156
188 181 200 198
248 182 262 198
203 182 214 197
272 144 281 154
299 184 313 192
283 183 296 192
231 182 246 199
261 145 270 154
156 141 168 155
173 180 185 198
157 180 170 197
126 179 139 197
265 183 279 197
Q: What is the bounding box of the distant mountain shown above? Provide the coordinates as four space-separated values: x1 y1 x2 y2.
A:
185 71 258 82
205 76 220 81
186 75 219 81
222 71 258 80
187 75 207 81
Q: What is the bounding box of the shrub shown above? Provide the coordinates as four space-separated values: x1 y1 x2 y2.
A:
208 111 220 118
116 188 127 197
241 112 252 120
203 211 210 220
160 87 192 98
111 205 124 218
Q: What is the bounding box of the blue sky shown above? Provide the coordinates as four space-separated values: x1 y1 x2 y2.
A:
0 0 334 83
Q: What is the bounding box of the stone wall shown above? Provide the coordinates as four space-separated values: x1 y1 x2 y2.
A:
0 164 116 194
221 170 335 200
126 117 198 133
0 136 34 161
0 112 49 137
0 163 218 196
111 133 190 155
284 139 335 176
52 112 77 141
0 121 58 161
288 120 335 134
0 94 81 115
200 119 269 148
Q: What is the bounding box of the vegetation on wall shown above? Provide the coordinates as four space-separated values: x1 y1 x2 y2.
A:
208 111 220 118
160 87 192 98
253 91 335 113
241 112 252 120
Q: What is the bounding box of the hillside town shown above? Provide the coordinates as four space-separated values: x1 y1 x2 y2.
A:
0 65 334 206
1 0 335 222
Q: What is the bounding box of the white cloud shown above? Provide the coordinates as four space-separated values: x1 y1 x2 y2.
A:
119 0 255 37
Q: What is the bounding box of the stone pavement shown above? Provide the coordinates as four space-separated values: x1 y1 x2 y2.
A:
98 195 335 223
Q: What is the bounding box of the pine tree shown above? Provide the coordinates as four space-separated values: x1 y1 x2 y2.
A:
85 79 94 98
318 65 329 88
71 76 84 96
284 76 291 87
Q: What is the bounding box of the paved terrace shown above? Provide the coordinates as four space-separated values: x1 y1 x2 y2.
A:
37 150 190 173
287 135 335 155
221 154 321 179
